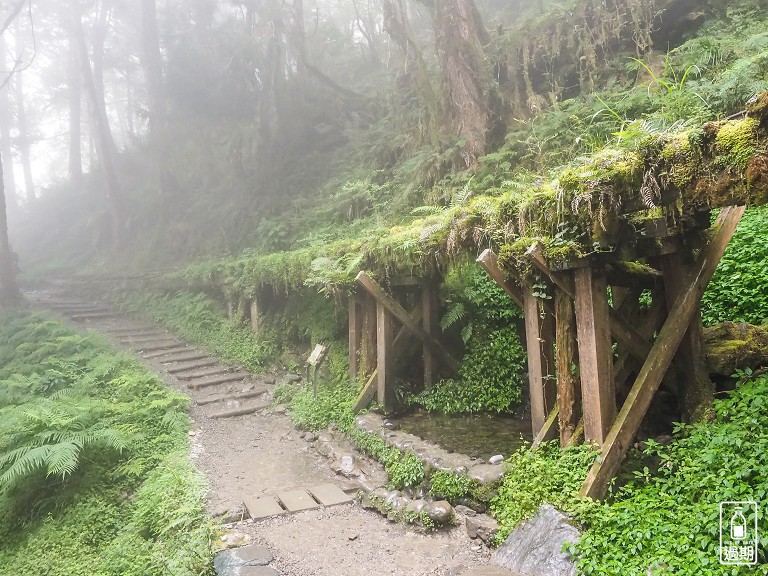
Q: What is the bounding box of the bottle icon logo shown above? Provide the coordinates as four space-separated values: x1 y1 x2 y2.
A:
720 501 758 565
731 507 746 540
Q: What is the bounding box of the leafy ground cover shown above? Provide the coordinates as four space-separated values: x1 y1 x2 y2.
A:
0 313 215 576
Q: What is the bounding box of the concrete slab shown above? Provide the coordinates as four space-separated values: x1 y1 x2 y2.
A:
243 496 286 520
307 483 354 506
277 489 320 512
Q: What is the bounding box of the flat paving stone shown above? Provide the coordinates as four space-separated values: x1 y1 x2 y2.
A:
239 568 279 576
307 483 354 506
243 496 287 520
277 489 320 512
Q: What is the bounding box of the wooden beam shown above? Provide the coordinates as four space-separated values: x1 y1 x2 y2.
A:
523 287 556 436
352 306 424 413
476 249 524 308
527 243 652 362
250 297 260 334
376 301 394 412
348 296 361 379
422 283 437 387
660 252 714 422
531 406 559 448
555 288 580 446
574 265 616 445
356 272 459 375
566 420 585 447
580 205 746 500
360 295 377 377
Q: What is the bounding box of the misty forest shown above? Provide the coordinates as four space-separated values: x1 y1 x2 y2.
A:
1 0 768 574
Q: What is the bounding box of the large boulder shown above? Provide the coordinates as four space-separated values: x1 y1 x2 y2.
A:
704 322 768 376
491 505 580 576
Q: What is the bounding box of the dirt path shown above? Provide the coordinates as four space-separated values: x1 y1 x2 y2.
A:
32 292 492 576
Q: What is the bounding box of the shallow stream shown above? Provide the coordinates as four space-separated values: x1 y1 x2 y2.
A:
393 412 533 461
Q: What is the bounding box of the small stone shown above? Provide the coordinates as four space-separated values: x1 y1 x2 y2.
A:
348 533 359 541
188 431 197 436
466 514 499 544
340 455 355 471
382 419 400 430
424 500 454 525
489 455 504 465
285 373 302 383
304 433 318 442
471 545 482 552
468 464 505 485
455 505 477 517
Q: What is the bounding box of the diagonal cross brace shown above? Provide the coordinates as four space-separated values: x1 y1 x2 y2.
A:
579 205 746 500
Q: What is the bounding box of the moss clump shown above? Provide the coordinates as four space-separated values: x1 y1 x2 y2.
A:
660 130 698 188
714 117 760 170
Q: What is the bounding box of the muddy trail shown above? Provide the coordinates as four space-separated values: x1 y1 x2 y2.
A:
27 289 513 576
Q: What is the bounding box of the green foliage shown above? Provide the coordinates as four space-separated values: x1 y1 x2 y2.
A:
287 377 357 433
573 371 768 574
490 443 598 544
429 469 477 501
702 205 768 325
348 429 425 490
412 327 526 414
119 291 277 372
0 313 214 575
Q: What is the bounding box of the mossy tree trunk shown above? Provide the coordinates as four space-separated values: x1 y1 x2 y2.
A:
432 0 490 166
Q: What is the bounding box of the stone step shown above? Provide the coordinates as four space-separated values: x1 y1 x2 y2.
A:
137 341 186 353
121 335 177 345
158 351 209 364
196 387 268 406
243 496 287 520
167 358 218 374
177 366 237 381
186 372 250 389
208 399 270 419
69 311 115 320
142 345 191 359
276 489 320 512
306 483 354 506
106 327 164 336
49 303 100 311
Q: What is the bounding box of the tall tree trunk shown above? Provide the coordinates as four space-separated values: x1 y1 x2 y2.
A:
292 0 307 77
13 22 34 202
0 151 20 308
432 0 490 167
140 0 166 132
72 5 124 249
68 33 83 189
0 36 16 210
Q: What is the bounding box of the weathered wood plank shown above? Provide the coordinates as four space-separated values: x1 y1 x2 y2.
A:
660 252 714 422
376 301 394 412
574 266 616 445
422 284 437 388
476 249 524 308
348 296 361 380
523 288 556 436
360 295 377 377
531 406 559 448
356 272 459 374
580 205 746 500
555 288 580 446
250 297 259 334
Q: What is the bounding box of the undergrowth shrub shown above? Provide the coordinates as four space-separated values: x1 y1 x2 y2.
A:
573 371 768 574
702 205 768 326
0 312 215 576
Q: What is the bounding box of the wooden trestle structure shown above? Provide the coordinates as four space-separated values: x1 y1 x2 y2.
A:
348 204 747 499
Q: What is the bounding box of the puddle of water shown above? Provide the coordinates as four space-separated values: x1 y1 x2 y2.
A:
393 412 533 461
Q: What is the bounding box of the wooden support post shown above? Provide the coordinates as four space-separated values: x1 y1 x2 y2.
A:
422 283 437 387
580 205 746 500
574 266 616 445
352 306 423 412
360 295 377 378
356 272 459 375
348 296 361 380
523 287 556 436
476 249 524 308
660 252 714 422
249 297 260 334
555 288 580 446
376 301 394 412
226 300 233 319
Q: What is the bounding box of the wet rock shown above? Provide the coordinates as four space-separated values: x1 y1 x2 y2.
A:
214 544 273 574
424 500 454 525
406 499 427 515
284 373 302 383
383 419 400 430
466 513 499 544
468 464 505 485
704 322 768 375
455 504 476 517
491 504 580 576
392 496 410 511
489 455 504 465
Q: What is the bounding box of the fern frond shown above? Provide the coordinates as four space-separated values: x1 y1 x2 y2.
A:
440 303 466 331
